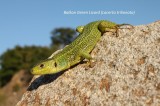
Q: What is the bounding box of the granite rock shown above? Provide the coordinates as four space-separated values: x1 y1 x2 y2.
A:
17 21 160 106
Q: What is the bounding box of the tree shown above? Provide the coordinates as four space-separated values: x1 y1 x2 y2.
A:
0 46 53 87
0 27 77 87
51 28 77 48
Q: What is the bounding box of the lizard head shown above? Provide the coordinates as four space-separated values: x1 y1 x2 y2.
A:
31 59 58 75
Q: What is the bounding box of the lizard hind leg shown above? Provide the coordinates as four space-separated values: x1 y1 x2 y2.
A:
117 23 133 28
98 21 117 35
98 21 133 37
76 26 84 34
116 24 133 37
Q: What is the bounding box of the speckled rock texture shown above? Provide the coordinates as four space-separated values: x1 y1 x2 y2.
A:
17 21 160 106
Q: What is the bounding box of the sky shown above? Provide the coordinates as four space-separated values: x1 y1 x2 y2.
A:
0 0 160 55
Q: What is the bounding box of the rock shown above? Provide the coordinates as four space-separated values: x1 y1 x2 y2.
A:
17 21 160 106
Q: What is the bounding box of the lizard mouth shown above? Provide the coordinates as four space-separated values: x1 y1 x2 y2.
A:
30 69 37 75
30 69 34 74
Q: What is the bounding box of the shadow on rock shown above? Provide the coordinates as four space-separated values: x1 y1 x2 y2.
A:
27 71 65 91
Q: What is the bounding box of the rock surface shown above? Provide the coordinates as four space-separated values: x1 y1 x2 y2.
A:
17 21 160 106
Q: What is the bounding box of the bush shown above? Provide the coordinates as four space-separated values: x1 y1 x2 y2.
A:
0 46 54 87
0 27 76 87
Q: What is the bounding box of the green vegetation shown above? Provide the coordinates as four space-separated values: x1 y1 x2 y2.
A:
0 46 53 87
0 27 76 87
51 28 77 47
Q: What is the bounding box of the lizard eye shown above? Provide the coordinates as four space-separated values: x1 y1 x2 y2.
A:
40 64 44 68
54 62 57 67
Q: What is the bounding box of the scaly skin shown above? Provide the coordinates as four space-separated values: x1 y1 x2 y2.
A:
31 20 117 75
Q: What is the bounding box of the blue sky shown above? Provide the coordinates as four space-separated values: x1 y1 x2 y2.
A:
0 0 160 55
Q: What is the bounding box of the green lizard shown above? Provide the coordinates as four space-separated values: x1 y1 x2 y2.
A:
31 20 122 75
